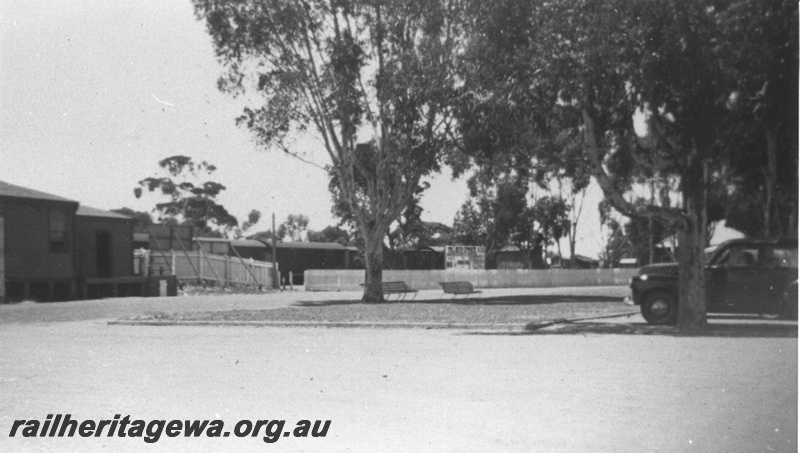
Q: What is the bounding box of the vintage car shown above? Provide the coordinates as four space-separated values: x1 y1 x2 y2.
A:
625 238 798 325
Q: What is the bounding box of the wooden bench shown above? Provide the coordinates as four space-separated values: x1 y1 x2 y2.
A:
360 281 419 301
439 281 482 298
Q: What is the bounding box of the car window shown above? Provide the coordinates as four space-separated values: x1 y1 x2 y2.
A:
765 247 798 268
727 247 759 268
712 248 730 266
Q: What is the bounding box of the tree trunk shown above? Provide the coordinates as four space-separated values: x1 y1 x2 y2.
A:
676 223 707 330
569 227 577 269
556 240 563 267
361 226 385 303
764 126 779 237
676 166 707 331
522 246 531 269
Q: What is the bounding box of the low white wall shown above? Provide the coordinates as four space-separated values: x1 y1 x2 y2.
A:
305 268 638 291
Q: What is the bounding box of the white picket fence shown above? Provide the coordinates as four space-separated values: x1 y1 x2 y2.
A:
141 250 275 288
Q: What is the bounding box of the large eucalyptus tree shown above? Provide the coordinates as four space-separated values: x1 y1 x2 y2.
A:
193 0 464 301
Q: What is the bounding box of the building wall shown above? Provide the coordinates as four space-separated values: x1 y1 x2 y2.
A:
494 250 546 270
403 250 445 270
194 240 230 256
192 240 271 262
305 268 638 291
75 217 134 278
2 200 76 280
233 246 271 262
277 248 350 282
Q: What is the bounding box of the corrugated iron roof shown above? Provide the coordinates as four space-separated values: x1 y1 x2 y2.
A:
195 237 230 243
77 205 134 220
232 239 268 248
0 180 78 204
276 241 353 251
195 237 269 249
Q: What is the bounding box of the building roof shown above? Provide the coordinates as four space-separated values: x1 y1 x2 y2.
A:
275 241 355 251
0 180 78 204
76 205 133 220
195 237 270 249
232 239 269 249
403 246 445 253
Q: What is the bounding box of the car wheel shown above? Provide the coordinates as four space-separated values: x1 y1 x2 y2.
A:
641 290 678 325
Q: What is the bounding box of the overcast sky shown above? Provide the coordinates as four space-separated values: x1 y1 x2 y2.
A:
1 0 614 257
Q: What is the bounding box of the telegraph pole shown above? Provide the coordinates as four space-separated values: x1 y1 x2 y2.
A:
272 213 279 289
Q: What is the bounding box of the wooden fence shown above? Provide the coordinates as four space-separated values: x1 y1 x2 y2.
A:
144 250 275 288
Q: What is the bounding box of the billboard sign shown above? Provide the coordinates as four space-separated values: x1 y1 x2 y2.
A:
444 245 485 270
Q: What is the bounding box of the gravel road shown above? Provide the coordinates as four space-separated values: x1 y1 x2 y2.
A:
0 286 796 452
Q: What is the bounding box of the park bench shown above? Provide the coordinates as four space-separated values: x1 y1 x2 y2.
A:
360 281 419 301
439 281 482 298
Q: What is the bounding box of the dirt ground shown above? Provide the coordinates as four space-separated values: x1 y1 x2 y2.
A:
0 288 796 452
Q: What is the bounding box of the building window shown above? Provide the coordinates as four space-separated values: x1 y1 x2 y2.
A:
49 209 67 252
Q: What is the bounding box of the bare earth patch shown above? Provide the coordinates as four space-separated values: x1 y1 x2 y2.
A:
125 295 636 326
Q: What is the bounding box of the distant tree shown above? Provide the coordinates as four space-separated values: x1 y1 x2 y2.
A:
233 209 261 239
111 208 153 234
452 200 487 247
599 219 632 268
386 187 429 260
452 174 514 263
134 155 238 237
419 222 453 247
278 214 310 242
549 174 589 269
493 178 542 269
308 225 352 245
623 210 674 265
531 196 570 264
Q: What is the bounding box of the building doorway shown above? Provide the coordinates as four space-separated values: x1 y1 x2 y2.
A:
96 231 112 278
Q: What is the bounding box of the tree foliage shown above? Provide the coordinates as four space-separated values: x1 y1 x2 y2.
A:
717 0 799 237
194 0 464 301
458 0 797 330
134 155 238 236
279 213 310 241
308 225 352 245
531 195 570 259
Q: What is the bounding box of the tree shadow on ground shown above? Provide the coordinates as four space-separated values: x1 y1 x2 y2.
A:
468 319 798 338
294 295 621 307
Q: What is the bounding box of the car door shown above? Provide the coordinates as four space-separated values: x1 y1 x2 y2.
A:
705 246 730 312
758 245 799 313
722 245 763 312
